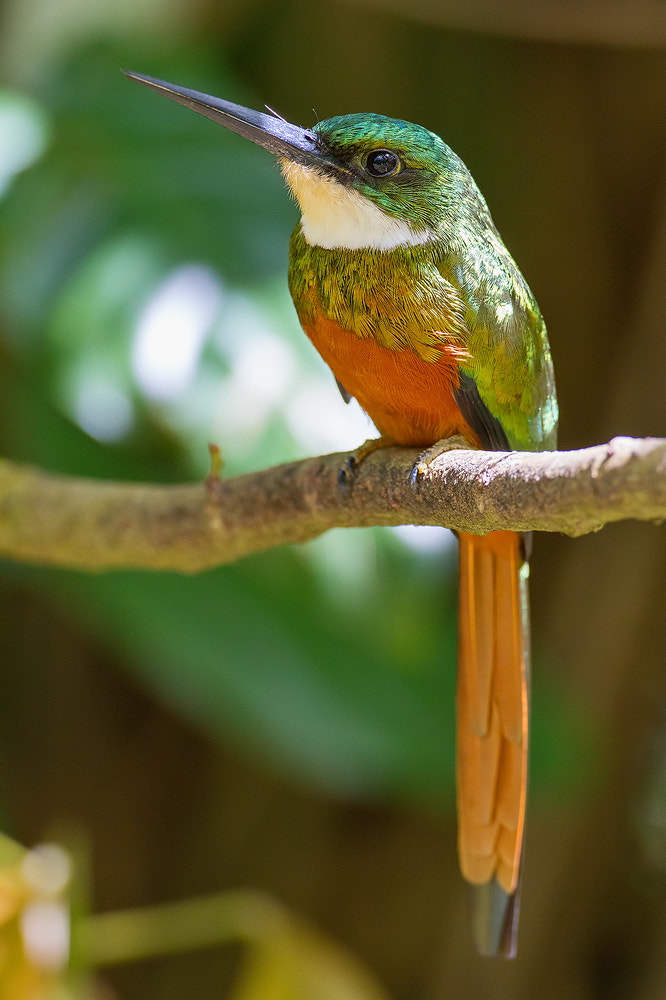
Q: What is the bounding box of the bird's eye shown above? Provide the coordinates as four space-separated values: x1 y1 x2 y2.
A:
365 149 401 177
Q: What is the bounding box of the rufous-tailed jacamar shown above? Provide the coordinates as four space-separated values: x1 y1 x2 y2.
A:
125 70 558 958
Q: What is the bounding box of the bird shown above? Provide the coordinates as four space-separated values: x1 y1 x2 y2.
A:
124 70 558 957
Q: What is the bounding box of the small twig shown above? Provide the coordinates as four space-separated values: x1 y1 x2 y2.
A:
0 436 663 573
85 889 290 965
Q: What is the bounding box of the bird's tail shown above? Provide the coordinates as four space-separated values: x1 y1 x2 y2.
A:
456 530 530 958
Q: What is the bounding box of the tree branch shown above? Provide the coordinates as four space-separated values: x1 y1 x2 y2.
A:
0 436 663 573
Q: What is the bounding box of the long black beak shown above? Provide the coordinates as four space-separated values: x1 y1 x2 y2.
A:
123 71 329 171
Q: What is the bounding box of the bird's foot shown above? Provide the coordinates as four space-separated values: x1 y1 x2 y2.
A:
409 434 470 487
338 435 395 494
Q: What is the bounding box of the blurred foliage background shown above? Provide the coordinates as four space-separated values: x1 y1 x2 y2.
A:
0 0 665 997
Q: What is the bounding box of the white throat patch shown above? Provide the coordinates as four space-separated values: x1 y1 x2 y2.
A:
280 161 431 252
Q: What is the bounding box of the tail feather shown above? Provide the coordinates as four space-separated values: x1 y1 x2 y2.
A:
456 530 530 958
469 880 521 958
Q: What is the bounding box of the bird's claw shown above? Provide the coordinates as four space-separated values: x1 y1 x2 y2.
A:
337 436 394 496
409 435 469 489
337 455 358 494
409 460 429 488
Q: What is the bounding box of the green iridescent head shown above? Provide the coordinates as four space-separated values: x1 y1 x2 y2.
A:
309 112 476 231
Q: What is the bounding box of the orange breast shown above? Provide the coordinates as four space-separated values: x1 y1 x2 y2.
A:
302 311 479 448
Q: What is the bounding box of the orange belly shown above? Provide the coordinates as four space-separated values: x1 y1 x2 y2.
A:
302 312 479 447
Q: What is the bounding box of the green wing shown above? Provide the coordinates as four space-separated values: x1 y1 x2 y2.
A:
437 230 558 453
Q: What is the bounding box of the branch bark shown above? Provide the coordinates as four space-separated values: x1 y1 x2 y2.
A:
0 436 663 573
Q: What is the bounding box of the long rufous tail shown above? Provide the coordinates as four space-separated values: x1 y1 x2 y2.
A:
456 530 530 957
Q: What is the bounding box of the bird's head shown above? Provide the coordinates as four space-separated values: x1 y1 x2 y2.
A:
124 72 484 251
283 112 477 250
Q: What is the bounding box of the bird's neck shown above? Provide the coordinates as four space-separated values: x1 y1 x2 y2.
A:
281 161 433 252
